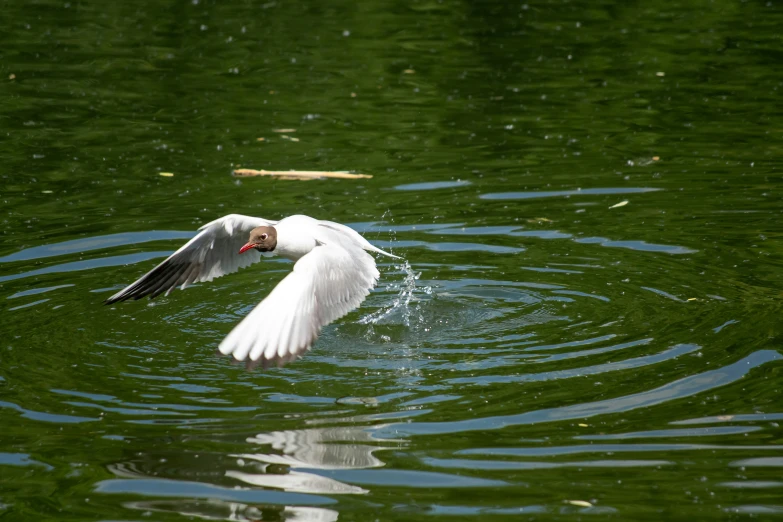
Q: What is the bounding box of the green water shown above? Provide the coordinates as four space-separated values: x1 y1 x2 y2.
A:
2 0 783 519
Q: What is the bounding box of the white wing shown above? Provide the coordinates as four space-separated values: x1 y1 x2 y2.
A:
218 240 380 368
105 214 277 304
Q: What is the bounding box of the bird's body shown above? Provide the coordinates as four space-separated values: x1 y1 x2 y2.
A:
274 216 319 260
106 214 399 368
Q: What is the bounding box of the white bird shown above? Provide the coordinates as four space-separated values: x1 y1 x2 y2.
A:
105 214 400 369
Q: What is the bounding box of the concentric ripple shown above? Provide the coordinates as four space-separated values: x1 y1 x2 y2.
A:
2 192 781 519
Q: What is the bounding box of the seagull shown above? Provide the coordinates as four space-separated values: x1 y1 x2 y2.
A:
105 214 400 368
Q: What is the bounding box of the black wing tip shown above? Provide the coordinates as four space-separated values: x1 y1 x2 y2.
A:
103 260 186 306
104 293 124 305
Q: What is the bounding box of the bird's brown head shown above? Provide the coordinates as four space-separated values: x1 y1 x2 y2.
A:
239 226 277 254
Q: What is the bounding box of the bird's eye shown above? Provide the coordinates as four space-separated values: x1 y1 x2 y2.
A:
261 233 268 240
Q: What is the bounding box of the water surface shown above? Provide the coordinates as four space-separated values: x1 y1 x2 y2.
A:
2 0 783 520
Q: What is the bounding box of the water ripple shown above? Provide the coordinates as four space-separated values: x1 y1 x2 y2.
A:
0 231 193 263
574 426 761 440
459 444 783 458
394 180 471 191
480 187 661 200
373 351 782 437
448 343 699 385
423 457 672 470
95 478 337 505
0 251 171 283
0 400 98 424
672 413 783 425
0 452 53 470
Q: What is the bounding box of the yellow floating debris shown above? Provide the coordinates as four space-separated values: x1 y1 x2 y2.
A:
652 156 660 161
233 169 372 180
159 172 174 177
578 423 588 427
280 135 299 142
527 217 553 223
656 71 665 77
687 297 698 301
350 92 357 98
42 190 53 194
9 73 16 80
273 128 296 133
256 137 265 142
403 69 415 74
609 200 628 209
567 500 593 508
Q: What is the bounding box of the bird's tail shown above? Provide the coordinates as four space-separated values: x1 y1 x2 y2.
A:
365 244 402 259
318 221 403 259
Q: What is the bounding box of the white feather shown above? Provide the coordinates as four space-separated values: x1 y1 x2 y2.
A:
220 237 379 367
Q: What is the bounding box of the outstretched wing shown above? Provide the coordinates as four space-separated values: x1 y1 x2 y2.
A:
218 239 380 368
105 214 276 304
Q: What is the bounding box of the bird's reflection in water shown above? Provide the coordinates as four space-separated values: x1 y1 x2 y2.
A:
105 424 398 520
125 500 339 522
228 424 395 495
239 424 390 469
226 469 366 495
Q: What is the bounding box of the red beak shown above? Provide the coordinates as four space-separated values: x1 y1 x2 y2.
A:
238 242 255 254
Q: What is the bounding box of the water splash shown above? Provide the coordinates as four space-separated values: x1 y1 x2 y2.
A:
360 260 429 327
360 212 432 329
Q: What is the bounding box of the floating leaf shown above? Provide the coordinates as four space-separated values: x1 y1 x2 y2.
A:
159 172 174 177
567 500 593 507
609 200 628 209
273 128 296 133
